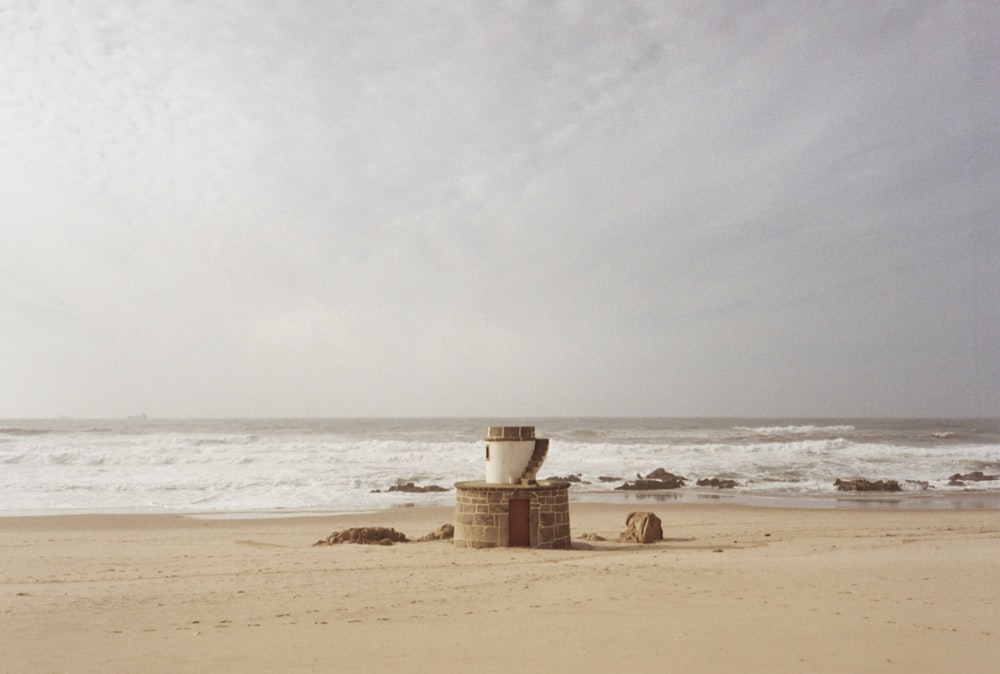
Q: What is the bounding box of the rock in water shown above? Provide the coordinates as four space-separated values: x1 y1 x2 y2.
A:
947 471 998 486
615 468 686 490
618 512 663 544
386 482 449 493
697 477 739 489
833 479 902 492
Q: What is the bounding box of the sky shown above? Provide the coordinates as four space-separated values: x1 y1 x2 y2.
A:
1 0 998 419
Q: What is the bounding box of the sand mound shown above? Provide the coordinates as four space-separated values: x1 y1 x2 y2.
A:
313 527 408 546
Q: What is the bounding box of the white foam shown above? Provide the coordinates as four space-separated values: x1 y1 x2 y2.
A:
1 419 998 514
733 424 857 435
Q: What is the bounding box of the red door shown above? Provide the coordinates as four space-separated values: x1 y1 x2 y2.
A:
508 499 530 547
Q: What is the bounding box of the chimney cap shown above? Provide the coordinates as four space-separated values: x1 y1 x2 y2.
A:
485 426 535 441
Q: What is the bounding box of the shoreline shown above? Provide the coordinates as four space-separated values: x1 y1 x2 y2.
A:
3 487 999 520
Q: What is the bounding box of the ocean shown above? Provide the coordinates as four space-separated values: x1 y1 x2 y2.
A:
2 417 999 516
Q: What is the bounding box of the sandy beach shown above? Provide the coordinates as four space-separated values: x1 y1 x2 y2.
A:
2 502 998 673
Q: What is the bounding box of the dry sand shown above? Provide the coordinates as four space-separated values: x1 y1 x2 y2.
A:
2 503 998 673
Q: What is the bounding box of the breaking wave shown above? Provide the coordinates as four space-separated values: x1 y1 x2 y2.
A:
0 417 997 515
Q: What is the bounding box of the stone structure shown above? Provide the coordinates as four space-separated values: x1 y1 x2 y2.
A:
453 426 571 549
453 481 571 549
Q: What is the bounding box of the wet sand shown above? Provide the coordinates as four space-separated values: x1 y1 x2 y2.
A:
2 503 998 673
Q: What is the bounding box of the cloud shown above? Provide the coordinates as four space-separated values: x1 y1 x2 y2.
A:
1 1 998 417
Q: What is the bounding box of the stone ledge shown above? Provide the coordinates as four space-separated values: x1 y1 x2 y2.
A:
454 480 570 492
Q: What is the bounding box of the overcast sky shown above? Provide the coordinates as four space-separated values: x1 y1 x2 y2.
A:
2 1 998 419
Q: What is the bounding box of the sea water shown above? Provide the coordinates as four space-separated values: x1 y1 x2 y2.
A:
2 417 999 515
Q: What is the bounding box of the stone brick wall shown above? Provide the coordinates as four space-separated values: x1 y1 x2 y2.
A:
453 481 571 549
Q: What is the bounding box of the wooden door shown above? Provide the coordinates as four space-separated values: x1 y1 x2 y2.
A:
508 499 530 547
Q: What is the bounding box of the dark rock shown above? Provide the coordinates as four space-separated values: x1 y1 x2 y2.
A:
616 470 686 490
386 482 449 493
618 512 663 544
544 474 587 483
313 527 408 546
833 478 902 492
645 468 681 480
948 471 998 486
417 523 454 541
697 477 739 489
597 476 622 483
616 479 680 490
